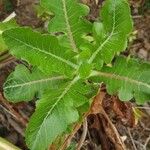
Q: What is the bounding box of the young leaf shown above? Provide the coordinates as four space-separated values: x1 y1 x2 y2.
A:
3 28 78 76
3 65 65 102
89 0 133 64
26 77 91 150
91 57 150 104
41 0 91 53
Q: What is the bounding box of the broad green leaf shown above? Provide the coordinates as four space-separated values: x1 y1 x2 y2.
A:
91 57 150 104
0 19 17 51
26 93 78 150
41 0 91 53
26 77 91 150
88 0 133 64
0 37 7 51
3 28 78 76
79 62 93 79
4 65 65 102
2 0 145 150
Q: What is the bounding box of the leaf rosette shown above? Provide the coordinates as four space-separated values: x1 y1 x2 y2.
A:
2 0 150 150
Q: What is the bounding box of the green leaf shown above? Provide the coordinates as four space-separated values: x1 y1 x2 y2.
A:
41 0 91 53
91 57 150 104
88 0 133 64
26 93 78 150
26 77 91 150
79 62 93 79
2 0 141 149
4 65 65 102
0 19 17 51
3 27 78 76
0 37 7 51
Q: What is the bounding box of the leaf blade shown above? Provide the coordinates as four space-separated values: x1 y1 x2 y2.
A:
25 76 92 150
3 28 78 76
89 0 133 64
4 65 65 102
91 57 150 104
0 19 17 51
41 0 91 53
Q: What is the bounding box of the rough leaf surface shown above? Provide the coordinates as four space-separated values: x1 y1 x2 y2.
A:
4 65 65 102
3 28 77 76
91 57 150 104
26 78 91 150
2 0 148 150
88 0 133 64
41 0 92 53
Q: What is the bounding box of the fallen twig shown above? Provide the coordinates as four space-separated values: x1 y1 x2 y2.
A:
0 93 28 127
59 123 82 150
3 12 16 23
144 135 150 149
76 118 88 150
127 128 138 150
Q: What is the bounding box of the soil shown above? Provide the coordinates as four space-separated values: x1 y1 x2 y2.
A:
0 0 150 150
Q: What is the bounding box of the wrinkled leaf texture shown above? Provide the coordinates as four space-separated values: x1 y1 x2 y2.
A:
41 0 92 53
91 57 150 104
89 0 133 64
3 0 150 150
3 28 78 77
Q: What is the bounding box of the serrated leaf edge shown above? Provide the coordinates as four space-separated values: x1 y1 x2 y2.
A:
92 70 150 90
62 0 78 53
30 75 79 149
4 32 78 69
88 0 117 64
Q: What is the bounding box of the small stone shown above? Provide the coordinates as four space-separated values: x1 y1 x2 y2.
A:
138 49 148 60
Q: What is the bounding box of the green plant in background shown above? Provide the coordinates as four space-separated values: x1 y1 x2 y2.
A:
1 0 150 150
3 0 14 12
0 20 17 52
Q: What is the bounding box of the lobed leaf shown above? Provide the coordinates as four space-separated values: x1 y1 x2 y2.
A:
3 28 78 77
26 77 91 150
41 0 91 53
91 57 150 104
2 0 146 150
88 0 133 64
4 65 65 102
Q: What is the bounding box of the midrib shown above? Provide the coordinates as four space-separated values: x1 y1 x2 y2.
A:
62 0 78 53
31 76 79 150
6 34 78 69
4 76 65 89
93 71 150 89
88 0 116 64
46 75 79 118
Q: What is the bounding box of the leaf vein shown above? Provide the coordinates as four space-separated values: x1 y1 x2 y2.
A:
62 0 78 53
6 34 78 69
